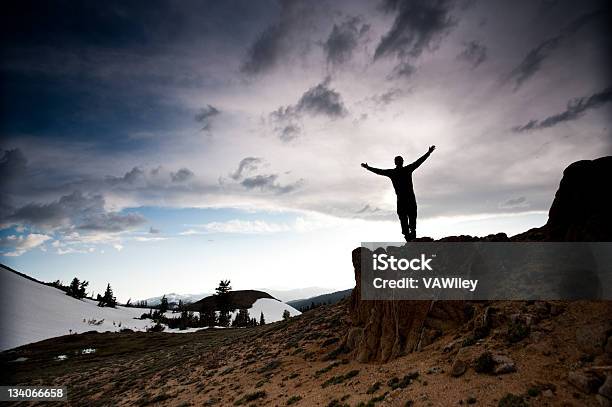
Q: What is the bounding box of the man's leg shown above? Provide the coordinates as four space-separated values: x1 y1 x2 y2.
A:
407 204 417 239
397 208 410 241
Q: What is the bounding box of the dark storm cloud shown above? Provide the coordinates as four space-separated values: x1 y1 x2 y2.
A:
170 168 195 183
195 105 221 132
240 0 315 75
228 157 302 194
0 0 273 149
5 192 105 229
369 88 405 106
279 124 301 142
106 167 146 186
230 157 263 180
270 77 347 141
504 8 606 90
512 86 612 133
389 62 416 79
456 40 487 69
296 78 348 117
240 174 303 194
374 0 456 61
3 191 144 233
78 212 146 232
0 149 27 182
324 16 370 66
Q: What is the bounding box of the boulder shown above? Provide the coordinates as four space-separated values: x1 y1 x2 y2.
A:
600 374 612 400
576 323 610 356
492 354 516 375
514 156 612 241
450 359 467 377
568 370 604 394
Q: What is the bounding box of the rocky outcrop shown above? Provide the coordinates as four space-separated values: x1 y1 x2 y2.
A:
514 156 612 241
346 247 469 363
344 156 611 363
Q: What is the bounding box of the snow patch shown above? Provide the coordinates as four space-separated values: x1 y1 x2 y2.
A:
0 267 153 351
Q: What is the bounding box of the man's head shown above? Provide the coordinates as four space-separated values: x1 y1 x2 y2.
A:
394 156 403 167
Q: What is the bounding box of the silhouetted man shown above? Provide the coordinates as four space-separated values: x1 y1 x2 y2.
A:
362 146 435 241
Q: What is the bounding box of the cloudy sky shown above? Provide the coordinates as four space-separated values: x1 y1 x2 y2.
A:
1 0 611 301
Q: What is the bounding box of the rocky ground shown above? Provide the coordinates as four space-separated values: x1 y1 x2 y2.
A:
2 297 611 406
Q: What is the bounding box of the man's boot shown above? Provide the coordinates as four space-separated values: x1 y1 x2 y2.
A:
408 228 416 240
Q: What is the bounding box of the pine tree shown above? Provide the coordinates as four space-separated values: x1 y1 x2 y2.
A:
218 310 231 327
232 309 250 327
215 280 233 327
98 283 117 307
159 295 169 314
200 308 217 327
215 280 231 296
259 311 266 325
67 277 80 298
282 309 291 321
77 280 88 299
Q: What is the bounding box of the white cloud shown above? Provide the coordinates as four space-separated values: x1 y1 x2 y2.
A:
1 233 51 257
189 219 291 235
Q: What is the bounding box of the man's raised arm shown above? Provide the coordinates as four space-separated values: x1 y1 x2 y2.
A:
361 163 391 176
410 145 435 170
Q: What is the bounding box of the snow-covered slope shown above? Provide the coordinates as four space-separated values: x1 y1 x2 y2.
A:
232 298 300 323
0 267 302 351
0 267 153 351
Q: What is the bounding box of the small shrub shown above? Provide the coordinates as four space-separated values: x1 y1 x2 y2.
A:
366 381 381 394
356 392 388 407
321 370 359 388
526 387 540 397
473 325 490 340
461 336 476 347
234 391 266 405
498 393 528 407
506 321 529 343
323 345 349 361
474 351 495 374
387 371 419 390
257 359 281 373
146 322 165 332
286 395 302 405
315 362 340 377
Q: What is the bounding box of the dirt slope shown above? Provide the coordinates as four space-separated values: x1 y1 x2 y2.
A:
2 297 610 406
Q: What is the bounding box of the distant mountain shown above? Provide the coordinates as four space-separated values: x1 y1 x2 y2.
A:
255 287 340 302
141 292 210 308
287 288 353 311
